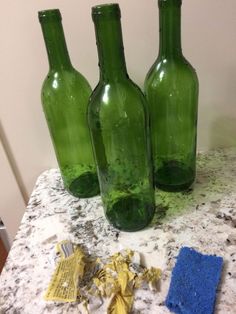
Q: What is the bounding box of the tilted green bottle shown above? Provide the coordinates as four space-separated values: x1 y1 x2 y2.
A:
38 9 99 198
88 4 155 231
145 0 199 192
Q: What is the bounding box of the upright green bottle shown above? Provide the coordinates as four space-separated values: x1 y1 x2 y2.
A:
88 4 155 231
145 0 199 192
39 9 99 198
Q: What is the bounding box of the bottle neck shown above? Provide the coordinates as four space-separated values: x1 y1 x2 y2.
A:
93 17 128 82
158 1 182 59
40 19 72 70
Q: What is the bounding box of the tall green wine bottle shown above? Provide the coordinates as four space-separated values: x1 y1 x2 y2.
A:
38 9 99 198
88 4 155 231
145 0 199 192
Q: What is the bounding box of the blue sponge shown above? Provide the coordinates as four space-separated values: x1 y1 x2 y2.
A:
165 247 223 314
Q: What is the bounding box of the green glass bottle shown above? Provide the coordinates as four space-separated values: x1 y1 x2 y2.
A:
38 9 99 198
145 0 199 192
88 4 155 231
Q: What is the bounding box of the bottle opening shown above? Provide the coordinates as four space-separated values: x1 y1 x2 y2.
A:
92 3 121 20
38 9 62 23
158 0 182 8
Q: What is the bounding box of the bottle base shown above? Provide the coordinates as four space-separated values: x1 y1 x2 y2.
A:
155 160 195 192
68 171 100 198
105 195 155 232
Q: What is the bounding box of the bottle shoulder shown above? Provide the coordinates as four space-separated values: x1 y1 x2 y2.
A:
42 67 92 92
145 57 198 91
91 78 144 97
146 56 198 83
88 79 147 115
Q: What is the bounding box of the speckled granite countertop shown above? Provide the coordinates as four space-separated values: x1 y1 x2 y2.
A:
1 148 236 314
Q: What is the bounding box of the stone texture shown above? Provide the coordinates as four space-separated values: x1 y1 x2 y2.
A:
0 148 236 313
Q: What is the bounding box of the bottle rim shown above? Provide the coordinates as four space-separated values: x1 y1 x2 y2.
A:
158 0 182 7
38 9 62 23
92 3 121 19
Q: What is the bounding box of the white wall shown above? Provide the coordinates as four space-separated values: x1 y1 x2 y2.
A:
0 0 236 199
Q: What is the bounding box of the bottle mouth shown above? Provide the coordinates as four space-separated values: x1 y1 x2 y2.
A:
38 9 62 23
92 3 121 20
158 0 182 7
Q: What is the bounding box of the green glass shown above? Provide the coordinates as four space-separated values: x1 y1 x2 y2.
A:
145 0 199 192
88 4 155 231
39 9 99 198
